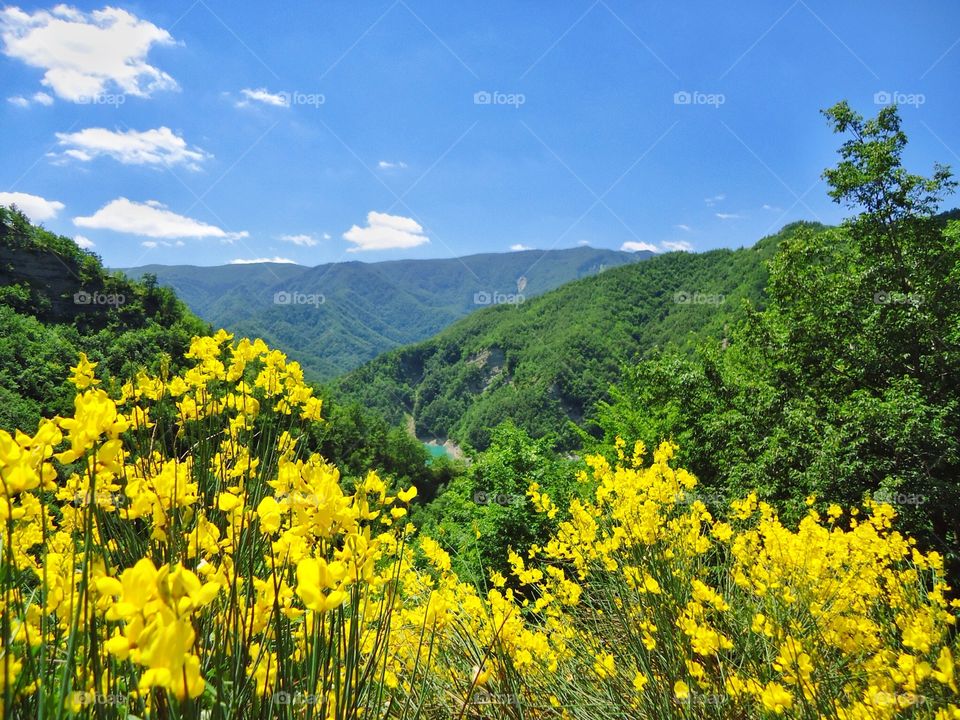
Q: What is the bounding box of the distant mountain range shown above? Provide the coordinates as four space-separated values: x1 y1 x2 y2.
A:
337 223 821 450
121 247 649 379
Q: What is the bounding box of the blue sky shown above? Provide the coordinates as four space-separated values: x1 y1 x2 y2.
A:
1 1 958 268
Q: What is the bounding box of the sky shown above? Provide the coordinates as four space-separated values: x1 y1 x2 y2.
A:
1 1 959 268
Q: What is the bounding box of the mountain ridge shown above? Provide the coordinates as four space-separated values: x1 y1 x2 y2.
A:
121 246 651 379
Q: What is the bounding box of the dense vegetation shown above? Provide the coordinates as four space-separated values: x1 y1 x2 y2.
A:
124 246 647 380
0 207 208 433
1 329 957 719
588 102 960 571
337 221 808 451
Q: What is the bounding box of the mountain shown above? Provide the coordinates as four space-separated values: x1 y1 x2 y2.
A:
0 205 207 432
337 223 821 451
121 247 649 380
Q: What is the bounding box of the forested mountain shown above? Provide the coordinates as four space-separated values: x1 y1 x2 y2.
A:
122 246 648 380
337 222 818 450
0 206 209 432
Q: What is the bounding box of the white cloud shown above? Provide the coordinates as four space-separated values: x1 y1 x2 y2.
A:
141 240 158 249
716 212 742 220
279 233 318 247
237 87 288 108
0 191 64 220
674 223 691 232
378 160 407 170
510 243 533 251
229 256 297 265
576 240 591 246
621 241 659 253
0 5 177 102
704 193 725 207
343 211 429 252
55 127 210 169
662 240 693 252
762 203 782 212
8 90 55 107
322 232 331 240
74 234 94 249
74 198 249 241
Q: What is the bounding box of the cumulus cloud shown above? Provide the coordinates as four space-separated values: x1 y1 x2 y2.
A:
237 88 288 108
229 257 297 265
621 241 659 253
509 243 533 251
55 127 210 169
378 160 407 170
279 233 318 247
74 198 248 241
662 240 693 252
74 234 94 249
0 5 177 102
343 211 429 252
7 90 53 107
0 191 64 220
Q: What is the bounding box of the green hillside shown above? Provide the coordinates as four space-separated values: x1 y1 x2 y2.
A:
0 206 208 432
337 222 820 450
122 246 648 380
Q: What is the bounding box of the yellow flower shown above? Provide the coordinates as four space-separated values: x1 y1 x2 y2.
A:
68 352 100 390
397 485 418 503
674 680 690 701
296 557 348 613
761 681 793 714
256 496 282 534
